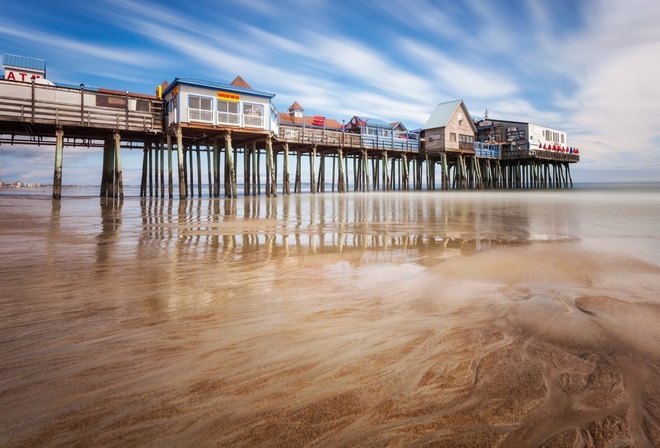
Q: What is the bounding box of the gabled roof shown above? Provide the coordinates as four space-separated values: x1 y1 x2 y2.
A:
278 112 343 130
230 75 252 89
390 121 408 132
163 77 276 99
3 54 46 72
422 100 465 130
288 101 304 112
352 116 393 129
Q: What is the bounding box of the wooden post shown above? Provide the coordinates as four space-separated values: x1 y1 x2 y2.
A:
213 137 220 197
52 126 64 200
383 151 390 191
167 133 174 199
256 147 261 196
266 136 276 197
295 149 302 193
196 145 202 198
283 142 290 195
159 140 165 198
175 127 186 199
331 152 336 192
188 145 194 197
140 144 148 197
244 143 250 197
252 141 258 196
318 150 325 192
152 140 158 197
113 131 123 199
362 149 370 192
207 143 213 197
338 147 345 193
402 154 409 191
225 131 237 198
310 146 317 194
101 135 114 198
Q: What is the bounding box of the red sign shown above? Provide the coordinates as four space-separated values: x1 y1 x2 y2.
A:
4 70 42 82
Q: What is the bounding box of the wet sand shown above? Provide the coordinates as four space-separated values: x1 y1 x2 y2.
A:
1 188 660 447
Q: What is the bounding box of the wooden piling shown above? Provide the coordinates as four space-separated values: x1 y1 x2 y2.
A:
225 131 237 198
337 147 345 193
52 126 64 200
175 127 186 199
310 146 317 194
283 143 290 195
266 137 276 197
113 132 123 199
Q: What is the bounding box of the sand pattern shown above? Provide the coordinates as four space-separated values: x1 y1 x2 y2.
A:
1 190 659 447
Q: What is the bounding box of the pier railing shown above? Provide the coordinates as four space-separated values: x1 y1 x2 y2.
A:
501 147 579 162
277 125 419 151
474 142 501 158
0 79 162 134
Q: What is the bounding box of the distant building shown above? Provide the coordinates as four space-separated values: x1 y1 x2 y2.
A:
2 54 47 83
345 116 394 138
421 99 476 154
476 119 572 153
278 102 343 130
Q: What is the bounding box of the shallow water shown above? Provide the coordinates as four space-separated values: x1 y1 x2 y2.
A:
1 185 660 446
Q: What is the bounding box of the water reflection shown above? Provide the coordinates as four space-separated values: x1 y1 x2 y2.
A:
133 193 574 266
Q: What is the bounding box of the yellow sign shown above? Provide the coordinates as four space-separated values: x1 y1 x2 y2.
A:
217 91 240 102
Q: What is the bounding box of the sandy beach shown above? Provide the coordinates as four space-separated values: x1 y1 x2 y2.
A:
1 186 659 446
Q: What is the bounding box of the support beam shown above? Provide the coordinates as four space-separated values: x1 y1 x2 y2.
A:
52 126 64 200
167 133 173 199
266 136 276 197
283 143 290 195
225 131 237 198
113 131 123 199
310 146 317 194
338 147 345 193
213 137 220 197
175 127 186 199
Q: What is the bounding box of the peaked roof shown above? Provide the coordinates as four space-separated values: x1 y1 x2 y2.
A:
352 116 393 129
422 100 466 130
390 121 408 131
163 77 275 98
3 54 46 72
230 75 252 89
278 112 343 130
288 101 304 112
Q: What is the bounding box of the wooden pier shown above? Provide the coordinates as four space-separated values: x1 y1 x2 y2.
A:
0 77 579 200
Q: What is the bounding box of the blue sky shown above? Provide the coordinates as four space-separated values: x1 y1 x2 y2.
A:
1 0 660 185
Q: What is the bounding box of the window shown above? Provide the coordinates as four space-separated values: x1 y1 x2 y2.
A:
189 95 212 110
450 133 456 142
218 100 240 125
244 103 264 127
188 95 213 122
459 134 474 143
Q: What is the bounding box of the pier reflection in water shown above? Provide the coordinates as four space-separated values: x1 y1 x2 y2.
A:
134 192 560 265
4 188 660 446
